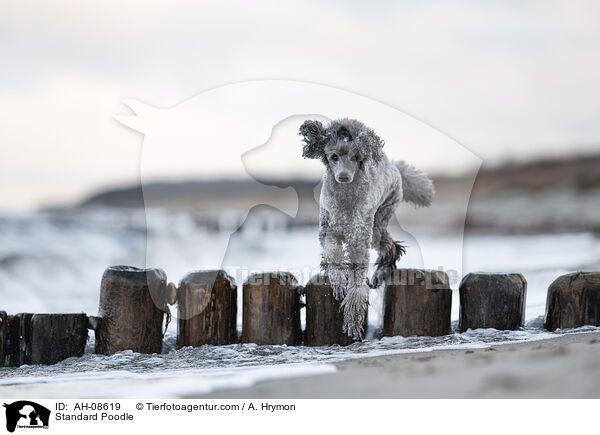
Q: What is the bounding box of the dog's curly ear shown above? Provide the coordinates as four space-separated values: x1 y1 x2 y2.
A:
358 128 384 162
299 120 327 160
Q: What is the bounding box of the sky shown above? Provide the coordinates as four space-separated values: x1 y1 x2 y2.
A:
1 1 599 210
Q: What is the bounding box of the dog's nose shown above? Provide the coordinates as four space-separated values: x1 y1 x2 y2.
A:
337 174 350 182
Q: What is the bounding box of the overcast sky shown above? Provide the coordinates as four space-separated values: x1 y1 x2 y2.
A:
1 1 599 210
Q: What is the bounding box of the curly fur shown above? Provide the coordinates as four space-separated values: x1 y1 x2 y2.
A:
396 161 435 207
299 118 435 340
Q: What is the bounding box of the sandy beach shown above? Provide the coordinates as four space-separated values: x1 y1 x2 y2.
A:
0 330 599 399
189 331 600 399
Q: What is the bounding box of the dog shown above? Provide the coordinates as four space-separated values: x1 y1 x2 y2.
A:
299 118 435 339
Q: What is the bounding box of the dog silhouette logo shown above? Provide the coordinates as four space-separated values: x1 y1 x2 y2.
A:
115 80 480 290
3 401 50 432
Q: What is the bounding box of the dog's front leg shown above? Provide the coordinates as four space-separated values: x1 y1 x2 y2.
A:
371 189 404 288
341 224 372 340
319 211 347 300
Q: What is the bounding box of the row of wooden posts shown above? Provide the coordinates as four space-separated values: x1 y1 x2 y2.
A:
1 266 599 367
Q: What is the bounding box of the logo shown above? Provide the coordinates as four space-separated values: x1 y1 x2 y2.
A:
116 80 480 297
3 401 50 433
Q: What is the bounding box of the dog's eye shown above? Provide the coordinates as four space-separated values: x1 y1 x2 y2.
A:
331 154 338 162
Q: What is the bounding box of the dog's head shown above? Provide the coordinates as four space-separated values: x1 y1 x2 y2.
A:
299 118 384 184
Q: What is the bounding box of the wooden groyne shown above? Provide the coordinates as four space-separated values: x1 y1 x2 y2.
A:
459 273 527 332
383 269 452 337
241 272 302 345
1 312 87 366
545 272 600 331
94 266 169 355
177 270 237 347
1 266 599 367
304 274 365 346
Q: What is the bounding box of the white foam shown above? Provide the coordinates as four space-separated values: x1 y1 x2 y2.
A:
0 363 337 398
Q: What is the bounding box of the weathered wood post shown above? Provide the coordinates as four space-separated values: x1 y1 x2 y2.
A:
1 313 87 366
0 311 6 366
545 272 600 331
459 272 527 332
241 272 302 345
383 269 452 337
4 313 32 366
177 270 237 347
95 266 169 355
304 274 366 346
30 314 88 365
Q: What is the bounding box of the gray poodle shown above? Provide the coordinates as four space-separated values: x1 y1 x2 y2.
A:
299 118 435 340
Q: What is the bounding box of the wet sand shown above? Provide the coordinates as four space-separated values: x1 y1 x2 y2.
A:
2 332 599 399
190 331 600 398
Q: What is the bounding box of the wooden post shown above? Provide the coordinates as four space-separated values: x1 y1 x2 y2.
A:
3 314 19 366
177 270 237 347
459 272 527 332
383 269 452 337
4 313 33 366
545 272 600 331
0 311 6 366
30 314 88 365
241 272 302 345
95 266 169 355
2 313 88 366
304 274 365 346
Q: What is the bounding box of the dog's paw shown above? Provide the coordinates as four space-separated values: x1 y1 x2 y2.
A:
326 265 347 299
332 285 346 301
369 270 383 288
343 320 364 341
369 268 389 288
340 284 369 341
351 327 364 341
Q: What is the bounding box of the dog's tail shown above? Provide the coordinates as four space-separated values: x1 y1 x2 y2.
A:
396 161 435 207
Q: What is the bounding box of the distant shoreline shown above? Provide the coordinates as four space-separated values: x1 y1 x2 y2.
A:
39 152 599 235
77 152 600 208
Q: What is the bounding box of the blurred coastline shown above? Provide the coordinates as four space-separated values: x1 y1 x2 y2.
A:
70 152 600 235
